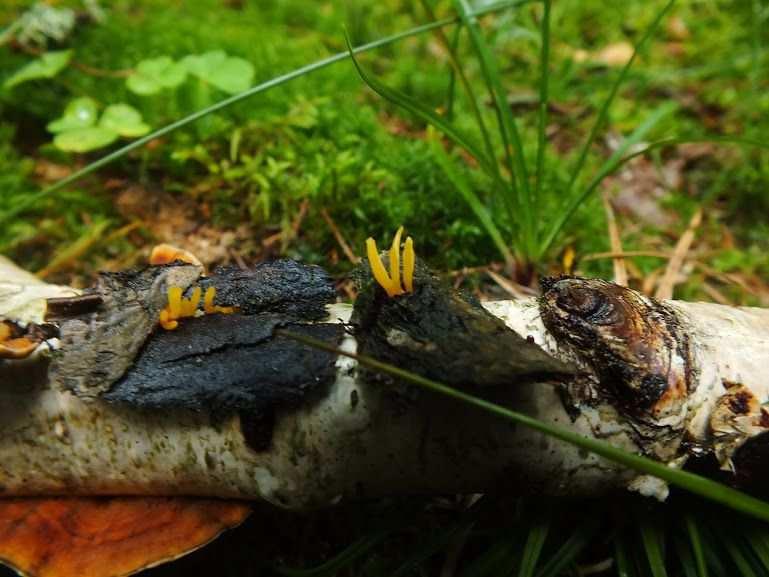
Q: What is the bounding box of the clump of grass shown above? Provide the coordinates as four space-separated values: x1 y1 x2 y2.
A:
347 0 677 279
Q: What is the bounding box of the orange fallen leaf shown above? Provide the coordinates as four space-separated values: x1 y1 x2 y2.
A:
0 497 250 577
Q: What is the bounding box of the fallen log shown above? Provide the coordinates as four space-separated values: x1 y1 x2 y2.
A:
1 239 769 575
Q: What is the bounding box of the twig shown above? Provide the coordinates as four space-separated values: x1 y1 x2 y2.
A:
581 250 671 261
701 281 733 305
655 208 703 300
602 190 628 286
486 269 531 299
320 208 360 264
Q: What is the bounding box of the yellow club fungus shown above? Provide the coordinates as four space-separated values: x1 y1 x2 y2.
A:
365 227 416 297
159 285 235 330
203 287 235 315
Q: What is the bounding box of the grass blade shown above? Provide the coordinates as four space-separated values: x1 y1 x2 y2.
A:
430 136 516 268
0 0 533 227
639 513 668 577
534 0 552 217
723 534 760 577
445 24 461 122
564 0 675 197
275 530 390 577
391 521 473 577
745 523 769 571
277 329 769 524
535 517 600 577
452 0 534 253
540 101 676 257
685 513 708 577
675 536 700 577
346 34 495 174
615 532 639 577
461 528 520 577
517 506 550 577
419 0 501 183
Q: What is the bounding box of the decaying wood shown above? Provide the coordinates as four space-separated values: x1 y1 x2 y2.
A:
1 253 769 512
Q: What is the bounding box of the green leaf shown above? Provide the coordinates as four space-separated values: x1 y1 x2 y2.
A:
53 126 118 153
518 507 550 577
46 97 99 133
181 50 255 94
3 50 71 90
126 56 187 95
99 104 151 137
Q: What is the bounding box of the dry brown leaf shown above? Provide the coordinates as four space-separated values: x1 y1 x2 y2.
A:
0 497 250 577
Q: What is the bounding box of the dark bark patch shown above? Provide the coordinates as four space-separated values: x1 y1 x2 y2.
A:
50 263 202 398
50 260 337 400
732 432 769 498
540 276 693 422
728 390 752 415
104 313 343 416
198 260 336 320
44 294 103 321
351 260 574 391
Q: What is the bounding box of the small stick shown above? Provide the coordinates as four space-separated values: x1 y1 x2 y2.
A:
602 191 628 286
320 208 360 264
655 208 703 300
487 269 532 299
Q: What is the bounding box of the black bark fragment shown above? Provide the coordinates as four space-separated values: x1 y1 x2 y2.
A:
351 260 575 390
104 314 343 415
49 263 202 398
198 260 336 320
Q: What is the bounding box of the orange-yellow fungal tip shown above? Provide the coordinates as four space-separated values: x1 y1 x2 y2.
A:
149 244 203 267
167 286 183 320
158 309 178 331
403 236 415 293
0 323 11 343
182 287 202 317
203 286 235 315
389 226 404 296
204 286 217 314
366 237 398 297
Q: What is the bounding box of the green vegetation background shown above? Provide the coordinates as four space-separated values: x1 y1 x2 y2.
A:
2 0 768 303
2 1 769 576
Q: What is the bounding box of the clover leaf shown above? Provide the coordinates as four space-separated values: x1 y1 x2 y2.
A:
99 104 150 137
181 50 254 94
46 97 99 133
48 99 151 152
53 126 118 153
126 56 187 95
3 50 72 90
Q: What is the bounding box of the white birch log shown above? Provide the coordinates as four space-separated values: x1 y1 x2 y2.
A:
1 256 767 509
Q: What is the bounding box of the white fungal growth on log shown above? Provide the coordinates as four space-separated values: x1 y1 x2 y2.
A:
1 255 768 508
